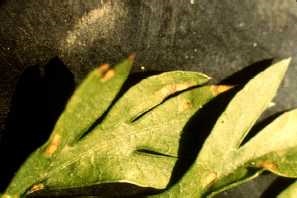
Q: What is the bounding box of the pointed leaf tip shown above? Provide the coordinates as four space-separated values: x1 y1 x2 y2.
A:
199 73 212 81
283 57 292 64
211 85 234 95
274 57 291 73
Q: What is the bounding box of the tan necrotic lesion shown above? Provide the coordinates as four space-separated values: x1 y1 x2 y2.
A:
44 134 61 156
97 64 115 82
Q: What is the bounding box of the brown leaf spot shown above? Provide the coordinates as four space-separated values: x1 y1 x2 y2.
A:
202 172 217 188
27 183 45 194
258 161 278 172
101 69 115 82
44 134 61 156
97 64 116 82
211 85 234 95
97 63 110 76
158 83 193 98
178 99 193 112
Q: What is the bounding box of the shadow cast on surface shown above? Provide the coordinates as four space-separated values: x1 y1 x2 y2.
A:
261 177 295 198
220 59 273 85
0 57 75 191
28 182 157 198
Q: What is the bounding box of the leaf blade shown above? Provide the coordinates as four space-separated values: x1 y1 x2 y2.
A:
101 71 211 129
239 109 297 177
2 69 216 197
2 57 134 197
40 85 218 190
198 58 291 163
133 85 219 157
47 56 134 150
151 58 292 197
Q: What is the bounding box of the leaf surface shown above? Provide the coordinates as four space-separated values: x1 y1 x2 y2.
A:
43 86 215 190
50 56 135 149
239 109 297 177
2 60 216 197
101 71 210 128
2 56 134 197
3 58 297 198
151 58 294 197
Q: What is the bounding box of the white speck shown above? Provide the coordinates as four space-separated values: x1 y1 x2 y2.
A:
194 48 198 52
190 0 195 4
268 102 276 108
7 47 10 50
66 34 78 46
185 55 189 59
239 22 245 27
140 66 145 71
253 42 258 47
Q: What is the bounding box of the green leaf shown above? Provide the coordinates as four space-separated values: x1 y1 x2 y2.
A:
3 59 218 197
47 55 135 151
278 182 297 198
101 70 211 129
239 109 297 177
2 56 134 198
4 57 296 198
151 58 293 197
43 86 215 190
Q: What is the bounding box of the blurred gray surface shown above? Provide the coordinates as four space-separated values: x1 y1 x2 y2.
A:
0 0 297 197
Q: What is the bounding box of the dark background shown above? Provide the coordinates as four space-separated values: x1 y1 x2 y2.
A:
0 1 297 197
